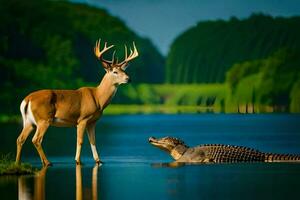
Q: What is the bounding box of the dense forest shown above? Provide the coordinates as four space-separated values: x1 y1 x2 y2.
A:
163 14 300 112
0 0 299 117
225 48 300 112
166 14 300 83
0 0 164 114
115 14 300 112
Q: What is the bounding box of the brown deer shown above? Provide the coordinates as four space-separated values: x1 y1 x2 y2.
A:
16 39 139 166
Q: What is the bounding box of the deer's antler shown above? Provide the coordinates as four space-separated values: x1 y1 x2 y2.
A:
117 42 139 69
94 39 115 66
94 39 138 70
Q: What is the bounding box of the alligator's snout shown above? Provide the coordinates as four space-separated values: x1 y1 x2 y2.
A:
149 137 157 143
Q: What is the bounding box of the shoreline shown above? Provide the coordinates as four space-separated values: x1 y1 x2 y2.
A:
0 104 295 124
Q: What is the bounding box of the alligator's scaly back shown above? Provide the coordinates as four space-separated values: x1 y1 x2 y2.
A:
264 153 300 162
201 144 300 163
201 144 265 163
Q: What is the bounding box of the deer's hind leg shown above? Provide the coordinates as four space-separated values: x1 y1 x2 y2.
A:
32 121 51 167
16 123 34 164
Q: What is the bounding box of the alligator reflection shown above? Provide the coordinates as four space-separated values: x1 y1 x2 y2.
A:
18 165 99 200
151 162 186 168
151 162 212 168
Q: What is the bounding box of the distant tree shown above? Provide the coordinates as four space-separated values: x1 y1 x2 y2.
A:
167 14 300 83
290 80 300 112
0 0 164 114
226 48 300 111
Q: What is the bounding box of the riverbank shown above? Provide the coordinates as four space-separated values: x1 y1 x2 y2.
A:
0 103 295 124
0 105 216 124
0 155 36 175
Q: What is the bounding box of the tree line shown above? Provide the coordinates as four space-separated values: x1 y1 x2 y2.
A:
1 0 299 115
166 14 300 84
0 0 164 114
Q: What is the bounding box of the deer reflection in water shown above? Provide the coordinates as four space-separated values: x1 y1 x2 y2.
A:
76 165 99 200
18 166 47 200
18 165 99 200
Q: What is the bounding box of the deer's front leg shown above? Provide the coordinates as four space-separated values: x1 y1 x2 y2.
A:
75 121 87 165
87 122 102 164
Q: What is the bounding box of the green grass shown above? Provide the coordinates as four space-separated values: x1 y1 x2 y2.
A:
0 82 295 122
119 83 229 108
104 104 216 115
0 115 21 124
152 83 228 106
0 154 36 175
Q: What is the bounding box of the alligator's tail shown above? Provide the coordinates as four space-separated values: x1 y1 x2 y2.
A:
265 153 300 162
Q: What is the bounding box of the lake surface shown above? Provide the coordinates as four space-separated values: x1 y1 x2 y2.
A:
1 114 300 200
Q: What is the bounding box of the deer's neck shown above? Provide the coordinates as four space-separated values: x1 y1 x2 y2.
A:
96 74 118 110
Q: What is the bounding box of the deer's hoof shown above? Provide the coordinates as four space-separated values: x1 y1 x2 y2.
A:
43 162 53 167
76 161 82 165
96 160 103 165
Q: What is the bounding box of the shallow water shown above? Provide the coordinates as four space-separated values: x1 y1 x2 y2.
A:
1 114 300 199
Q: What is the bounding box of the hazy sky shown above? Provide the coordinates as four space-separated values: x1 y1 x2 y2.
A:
72 0 300 55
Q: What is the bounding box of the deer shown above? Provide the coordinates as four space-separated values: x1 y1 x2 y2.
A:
15 39 139 166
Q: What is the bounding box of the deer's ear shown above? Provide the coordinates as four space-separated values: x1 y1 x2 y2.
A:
120 63 129 70
101 62 111 72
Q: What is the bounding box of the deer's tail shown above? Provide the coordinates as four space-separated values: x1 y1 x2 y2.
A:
20 100 28 127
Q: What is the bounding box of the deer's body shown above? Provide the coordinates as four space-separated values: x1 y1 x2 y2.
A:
22 82 116 127
16 39 138 166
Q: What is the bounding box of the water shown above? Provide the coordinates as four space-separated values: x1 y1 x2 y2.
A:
1 114 300 200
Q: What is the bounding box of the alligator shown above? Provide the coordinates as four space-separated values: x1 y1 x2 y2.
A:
149 136 300 163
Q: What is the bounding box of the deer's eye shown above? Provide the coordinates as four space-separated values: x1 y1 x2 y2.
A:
113 71 118 74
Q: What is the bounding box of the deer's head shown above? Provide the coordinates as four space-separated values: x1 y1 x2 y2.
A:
94 39 139 85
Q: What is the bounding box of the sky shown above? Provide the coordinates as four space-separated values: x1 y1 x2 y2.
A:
72 0 300 55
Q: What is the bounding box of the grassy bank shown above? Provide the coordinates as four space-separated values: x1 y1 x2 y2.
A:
0 105 216 123
117 83 298 113
104 104 216 115
116 83 229 111
0 154 36 175
0 83 297 124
